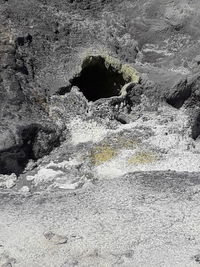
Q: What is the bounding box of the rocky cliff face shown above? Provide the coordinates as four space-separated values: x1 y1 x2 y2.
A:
1 1 200 266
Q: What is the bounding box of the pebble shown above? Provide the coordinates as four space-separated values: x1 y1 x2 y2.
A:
44 231 68 245
19 186 30 194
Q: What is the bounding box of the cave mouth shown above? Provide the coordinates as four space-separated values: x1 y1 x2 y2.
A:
70 56 128 101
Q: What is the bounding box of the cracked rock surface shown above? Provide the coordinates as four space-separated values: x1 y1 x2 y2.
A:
1 0 200 266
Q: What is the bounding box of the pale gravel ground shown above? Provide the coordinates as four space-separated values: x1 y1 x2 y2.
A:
1 172 200 266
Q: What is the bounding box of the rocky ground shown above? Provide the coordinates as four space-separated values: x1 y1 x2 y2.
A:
1 0 200 266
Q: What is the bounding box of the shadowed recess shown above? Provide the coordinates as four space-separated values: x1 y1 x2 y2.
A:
192 113 200 140
70 56 127 101
166 79 192 109
0 124 60 176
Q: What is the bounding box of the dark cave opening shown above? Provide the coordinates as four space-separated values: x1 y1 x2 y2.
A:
70 56 127 101
0 125 60 176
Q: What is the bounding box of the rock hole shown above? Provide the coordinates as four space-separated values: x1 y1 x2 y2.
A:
16 65 29 75
70 56 128 101
0 124 60 176
16 37 25 46
15 34 32 47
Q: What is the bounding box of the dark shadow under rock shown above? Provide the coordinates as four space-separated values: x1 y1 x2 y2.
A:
191 113 200 140
166 79 192 109
0 124 60 176
55 85 72 95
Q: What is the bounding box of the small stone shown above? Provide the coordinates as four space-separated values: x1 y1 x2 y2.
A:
55 181 84 190
26 175 35 181
44 231 68 245
19 186 30 194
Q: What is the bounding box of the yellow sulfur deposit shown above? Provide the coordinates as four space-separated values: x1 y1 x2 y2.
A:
128 151 156 165
90 145 117 165
81 52 140 84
